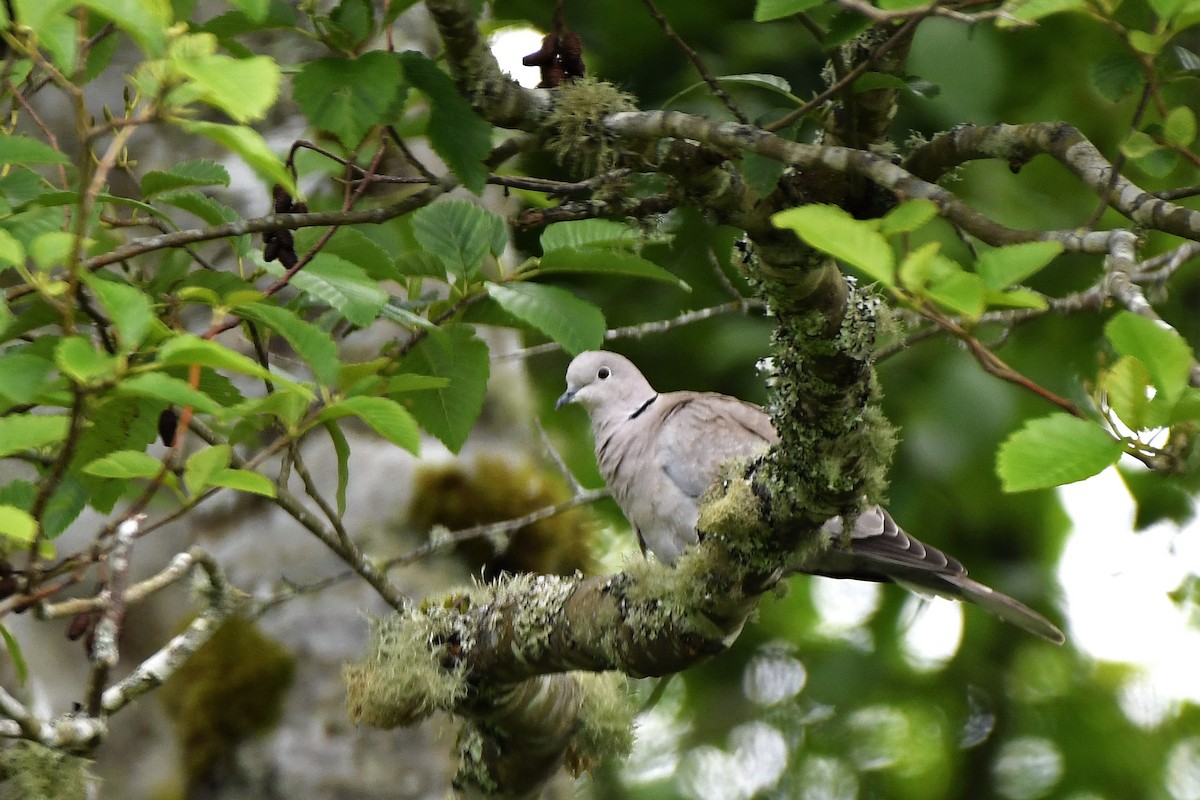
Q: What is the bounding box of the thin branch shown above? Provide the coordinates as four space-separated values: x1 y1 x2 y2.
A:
496 300 766 361
640 0 748 124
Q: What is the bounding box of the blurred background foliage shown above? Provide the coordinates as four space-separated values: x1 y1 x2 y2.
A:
486 1 1200 797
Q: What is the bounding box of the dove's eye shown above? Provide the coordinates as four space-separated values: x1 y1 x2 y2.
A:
597 367 611 380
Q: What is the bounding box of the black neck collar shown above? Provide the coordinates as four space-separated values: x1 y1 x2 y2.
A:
628 394 658 420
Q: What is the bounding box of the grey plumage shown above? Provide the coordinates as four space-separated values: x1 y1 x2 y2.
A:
557 350 1064 644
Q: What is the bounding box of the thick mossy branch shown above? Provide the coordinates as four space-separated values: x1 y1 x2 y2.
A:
423 0 549 128
0 741 90 800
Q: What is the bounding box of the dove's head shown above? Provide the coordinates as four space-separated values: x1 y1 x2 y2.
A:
556 350 656 417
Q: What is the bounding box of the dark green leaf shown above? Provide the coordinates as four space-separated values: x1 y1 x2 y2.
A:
486 282 605 355
997 413 1123 492
1090 52 1144 103
400 51 491 193
754 0 823 21
411 200 500 279
540 219 638 252
537 248 690 290
324 420 351 516
294 227 394 281
238 301 341 385
393 251 449 279
0 134 71 166
1119 465 1196 530
141 159 230 197
117 372 222 413
400 324 488 453
263 253 387 327
294 53 404 149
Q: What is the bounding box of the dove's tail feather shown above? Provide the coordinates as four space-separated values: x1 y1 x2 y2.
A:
937 574 1066 644
804 508 1066 644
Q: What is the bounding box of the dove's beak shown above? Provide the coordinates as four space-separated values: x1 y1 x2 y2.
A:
555 389 575 409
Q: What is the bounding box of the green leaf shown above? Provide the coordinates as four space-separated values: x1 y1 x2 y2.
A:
83 449 163 479
173 50 280 123
0 505 37 544
411 200 501 279
926 270 986 319
0 624 29 686
142 159 230 197
323 420 351 515
1129 30 1164 55
0 353 55 404
400 324 488 453
1119 465 1195 530
36 13 78 74
185 444 232 494
159 334 302 388
1102 356 1157 431
208 468 276 497
263 252 387 327
1105 311 1193 402
294 227 394 282
1000 0 1087 24
984 287 1048 311
997 413 1123 492
393 251 449 279
537 248 690 290
228 0 270 21
116 372 222 413
754 0 823 21
486 282 606 355
238 301 340 385
1121 130 1160 159
540 219 639 252
400 51 491 194
158 189 239 226
879 200 939 235
0 229 27 267
772 205 895 285
56 336 118 385
83 0 173 55
1090 52 1144 103
1163 106 1197 147
319 396 420 453
1132 147 1179 178
179 120 295 195
293 53 404 149
0 134 71 166
70 398 162 512
85 275 155 349
382 374 450 394
30 231 77 270
976 241 1063 290
41 474 88 539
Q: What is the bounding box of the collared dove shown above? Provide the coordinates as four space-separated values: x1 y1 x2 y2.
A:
557 350 1064 644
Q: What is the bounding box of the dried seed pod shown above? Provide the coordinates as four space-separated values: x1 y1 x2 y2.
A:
560 31 585 77
539 62 567 89
67 613 93 641
522 33 559 67
158 408 179 445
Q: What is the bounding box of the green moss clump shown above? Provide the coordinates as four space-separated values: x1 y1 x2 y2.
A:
0 741 90 800
408 456 594 578
343 614 467 729
564 672 636 776
543 77 637 175
158 615 294 789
